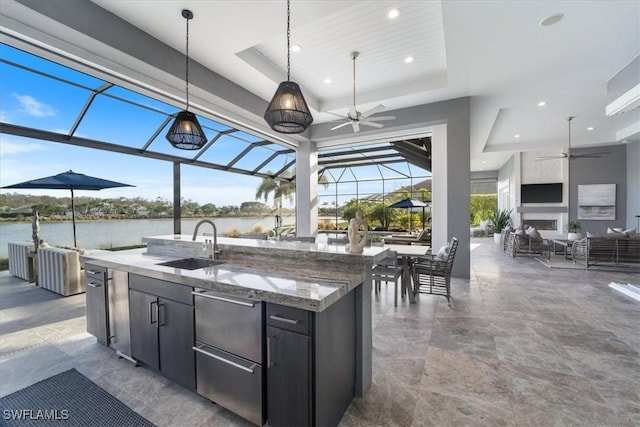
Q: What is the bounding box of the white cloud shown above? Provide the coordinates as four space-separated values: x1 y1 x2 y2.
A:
13 94 56 117
0 137 48 157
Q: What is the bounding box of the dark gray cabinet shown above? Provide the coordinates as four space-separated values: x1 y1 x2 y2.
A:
85 264 108 345
266 326 311 427
129 288 159 369
266 288 356 427
129 274 195 390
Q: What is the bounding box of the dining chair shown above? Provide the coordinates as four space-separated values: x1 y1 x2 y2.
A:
411 237 458 305
372 252 404 307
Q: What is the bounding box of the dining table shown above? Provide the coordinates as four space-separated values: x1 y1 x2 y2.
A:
383 244 431 303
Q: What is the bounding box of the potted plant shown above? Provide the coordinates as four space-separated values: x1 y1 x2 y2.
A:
567 220 581 241
490 208 513 244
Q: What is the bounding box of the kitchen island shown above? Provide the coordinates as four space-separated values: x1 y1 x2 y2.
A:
81 234 388 426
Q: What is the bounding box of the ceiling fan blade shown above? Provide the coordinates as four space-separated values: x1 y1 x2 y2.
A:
330 121 351 131
580 151 610 156
361 104 385 118
360 121 384 128
537 155 566 160
351 121 360 133
349 105 358 119
325 111 348 118
366 115 395 121
571 155 604 159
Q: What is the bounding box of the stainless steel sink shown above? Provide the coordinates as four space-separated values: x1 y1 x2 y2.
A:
157 258 225 270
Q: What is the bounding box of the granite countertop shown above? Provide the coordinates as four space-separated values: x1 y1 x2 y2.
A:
81 238 387 312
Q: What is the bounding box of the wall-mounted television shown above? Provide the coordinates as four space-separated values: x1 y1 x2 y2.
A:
521 183 563 203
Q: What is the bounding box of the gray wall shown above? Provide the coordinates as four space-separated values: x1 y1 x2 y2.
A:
571 145 627 234
627 141 640 229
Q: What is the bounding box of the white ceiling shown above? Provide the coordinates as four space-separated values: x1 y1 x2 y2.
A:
4 0 640 173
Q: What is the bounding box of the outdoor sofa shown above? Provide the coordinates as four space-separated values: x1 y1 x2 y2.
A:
571 234 640 269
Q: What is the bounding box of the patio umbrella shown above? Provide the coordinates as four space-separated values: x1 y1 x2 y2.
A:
388 198 428 231
2 170 133 247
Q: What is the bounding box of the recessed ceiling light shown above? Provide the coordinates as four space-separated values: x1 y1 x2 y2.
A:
387 8 400 19
482 161 487 164
290 44 302 53
587 127 594 131
537 101 547 107
404 56 414 64
323 78 332 84
539 13 564 27
514 134 521 138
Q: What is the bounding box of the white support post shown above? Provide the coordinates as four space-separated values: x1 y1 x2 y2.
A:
295 142 318 237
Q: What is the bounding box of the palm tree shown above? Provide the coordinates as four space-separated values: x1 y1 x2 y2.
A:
255 171 295 211
255 170 328 211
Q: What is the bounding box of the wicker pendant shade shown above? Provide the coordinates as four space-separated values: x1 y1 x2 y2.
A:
166 9 207 150
264 81 313 133
264 0 313 134
166 111 207 150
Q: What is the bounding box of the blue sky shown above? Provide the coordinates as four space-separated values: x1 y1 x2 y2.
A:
0 43 428 208
0 43 285 207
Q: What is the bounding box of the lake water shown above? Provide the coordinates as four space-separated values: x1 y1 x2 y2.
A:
0 216 295 258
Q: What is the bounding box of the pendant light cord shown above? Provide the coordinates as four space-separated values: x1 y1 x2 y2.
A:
567 116 573 152
353 53 356 107
286 0 291 81
185 15 190 110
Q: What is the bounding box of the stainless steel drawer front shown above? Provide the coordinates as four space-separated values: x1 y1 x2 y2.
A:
193 290 262 363
195 342 263 426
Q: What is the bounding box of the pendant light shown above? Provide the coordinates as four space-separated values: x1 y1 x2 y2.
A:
264 0 313 134
166 9 207 150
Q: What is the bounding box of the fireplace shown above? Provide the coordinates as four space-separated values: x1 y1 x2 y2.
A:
523 219 558 230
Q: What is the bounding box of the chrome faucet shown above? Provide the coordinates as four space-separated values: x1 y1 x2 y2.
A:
192 219 219 260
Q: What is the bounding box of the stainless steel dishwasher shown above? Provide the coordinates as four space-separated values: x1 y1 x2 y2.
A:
192 288 264 426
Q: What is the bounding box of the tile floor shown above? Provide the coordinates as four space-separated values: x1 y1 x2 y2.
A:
1 238 638 426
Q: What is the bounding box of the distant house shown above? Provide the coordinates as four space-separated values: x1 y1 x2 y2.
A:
135 207 149 216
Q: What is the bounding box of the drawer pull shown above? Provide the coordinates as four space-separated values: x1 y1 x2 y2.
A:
191 291 256 307
269 314 300 325
86 282 102 288
193 345 255 374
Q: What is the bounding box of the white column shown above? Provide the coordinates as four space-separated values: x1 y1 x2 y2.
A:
432 125 448 251
295 141 318 237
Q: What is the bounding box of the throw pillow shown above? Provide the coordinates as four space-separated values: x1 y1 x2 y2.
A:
607 227 627 237
526 227 541 239
435 244 450 261
623 228 637 235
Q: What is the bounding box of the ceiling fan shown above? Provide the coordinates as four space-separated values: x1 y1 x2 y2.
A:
329 51 395 133
539 116 610 160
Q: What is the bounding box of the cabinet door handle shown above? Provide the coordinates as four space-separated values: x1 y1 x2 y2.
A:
269 314 300 325
86 282 102 288
267 336 274 368
157 303 165 327
191 291 256 307
149 301 158 325
193 345 255 374
86 270 99 275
